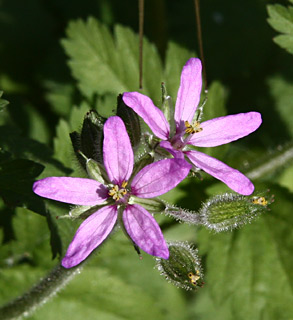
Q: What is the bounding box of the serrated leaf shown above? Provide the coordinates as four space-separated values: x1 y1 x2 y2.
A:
62 17 163 100
267 4 293 34
192 184 293 320
267 4 293 54
273 33 293 54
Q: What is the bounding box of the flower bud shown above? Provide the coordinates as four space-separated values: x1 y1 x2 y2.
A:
128 196 166 213
199 192 272 232
156 242 204 291
70 110 105 170
116 94 141 149
161 83 175 136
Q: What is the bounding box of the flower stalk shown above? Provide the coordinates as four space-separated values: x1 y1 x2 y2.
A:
0 264 81 320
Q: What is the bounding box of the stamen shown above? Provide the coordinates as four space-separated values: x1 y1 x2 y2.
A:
188 270 201 286
108 181 128 201
185 120 203 134
252 196 268 206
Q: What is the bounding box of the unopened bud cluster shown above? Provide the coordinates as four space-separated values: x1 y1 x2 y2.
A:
156 242 204 291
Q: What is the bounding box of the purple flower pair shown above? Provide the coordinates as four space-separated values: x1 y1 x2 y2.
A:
123 58 262 195
33 57 262 268
33 116 191 268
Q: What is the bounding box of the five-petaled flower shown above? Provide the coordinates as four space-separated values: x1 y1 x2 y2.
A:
123 58 262 195
33 116 191 268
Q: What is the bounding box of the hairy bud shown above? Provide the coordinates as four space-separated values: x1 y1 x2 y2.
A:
116 94 141 149
156 242 204 291
199 192 272 232
70 110 105 170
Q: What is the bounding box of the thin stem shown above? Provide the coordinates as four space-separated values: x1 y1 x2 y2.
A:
246 145 293 180
194 0 208 92
165 204 202 225
139 0 145 89
0 264 81 320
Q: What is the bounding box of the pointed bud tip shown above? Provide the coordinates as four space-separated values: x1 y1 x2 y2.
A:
156 242 204 291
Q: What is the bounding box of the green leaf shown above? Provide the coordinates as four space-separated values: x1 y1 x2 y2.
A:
0 91 9 111
267 4 293 54
0 125 71 178
191 184 293 320
0 153 46 213
61 17 163 100
0 208 55 269
29 231 187 320
44 81 75 117
267 75 293 139
53 102 91 170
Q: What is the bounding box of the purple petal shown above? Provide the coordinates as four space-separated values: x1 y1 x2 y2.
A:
103 116 134 184
123 204 169 259
159 140 185 159
33 177 108 206
187 112 262 147
186 150 254 195
131 159 191 198
174 58 202 131
123 92 170 140
62 205 118 268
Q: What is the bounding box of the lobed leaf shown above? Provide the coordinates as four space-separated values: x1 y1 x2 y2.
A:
267 4 293 54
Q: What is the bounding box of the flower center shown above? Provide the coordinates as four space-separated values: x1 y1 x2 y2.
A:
184 121 203 135
108 181 128 201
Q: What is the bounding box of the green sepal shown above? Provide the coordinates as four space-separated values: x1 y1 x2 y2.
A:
161 83 175 136
70 110 105 170
116 94 141 150
156 242 204 291
86 158 110 184
63 200 114 220
199 192 271 232
128 196 166 213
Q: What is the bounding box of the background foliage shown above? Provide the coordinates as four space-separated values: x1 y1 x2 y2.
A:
0 0 293 319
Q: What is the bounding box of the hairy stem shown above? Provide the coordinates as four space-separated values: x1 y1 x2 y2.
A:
0 264 81 320
246 144 293 180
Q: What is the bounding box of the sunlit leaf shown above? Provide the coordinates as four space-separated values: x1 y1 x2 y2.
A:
62 17 163 100
267 4 293 54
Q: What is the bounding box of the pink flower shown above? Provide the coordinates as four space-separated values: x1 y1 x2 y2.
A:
123 58 262 195
33 116 191 268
